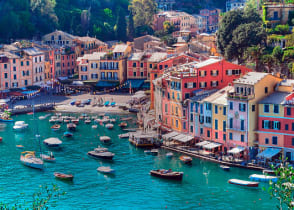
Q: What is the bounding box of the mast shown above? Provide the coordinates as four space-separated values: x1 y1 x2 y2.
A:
33 100 42 155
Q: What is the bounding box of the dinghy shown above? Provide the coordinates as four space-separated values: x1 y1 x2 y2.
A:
228 179 259 187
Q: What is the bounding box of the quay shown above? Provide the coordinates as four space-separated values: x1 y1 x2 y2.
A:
161 145 266 171
10 103 55 115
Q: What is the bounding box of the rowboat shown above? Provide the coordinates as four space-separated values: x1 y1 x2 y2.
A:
179 155 192 164
263 169 275 175
105 123 114 129
84 120 91 124
54 172 74 181
150 149 159 155
249 174 278 183
51 124 61 131
118 122 127 128
111 102 116 107
64 131 73 137
97 166 115 174
150 169 183 181
121 117 132 121
228 179 259 187
16 145 24 149
92 125 98 129
220 165 230 171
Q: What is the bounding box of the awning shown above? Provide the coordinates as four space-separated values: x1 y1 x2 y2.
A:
203 142 222 150
96 81 119 88
172 134 194 143
228 147 245 154
162 131 180 140
141 82 150 89
257 148 281 159
195 141 210 147
123 79 145 88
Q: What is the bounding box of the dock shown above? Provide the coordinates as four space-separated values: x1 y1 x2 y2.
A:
10 103 55 115
162 146 265 171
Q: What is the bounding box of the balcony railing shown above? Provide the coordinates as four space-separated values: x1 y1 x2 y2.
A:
227 92 255 100
100 77 119 81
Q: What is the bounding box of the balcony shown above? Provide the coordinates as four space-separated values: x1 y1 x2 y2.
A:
100 77 119 81
227 92 255 100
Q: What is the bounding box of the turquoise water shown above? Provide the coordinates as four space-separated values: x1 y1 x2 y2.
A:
0 112 277 209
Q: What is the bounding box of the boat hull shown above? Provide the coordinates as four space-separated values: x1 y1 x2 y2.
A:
54 173 73 181
129 139 154 148
228 179 259 187
87 152 114 160
150 170 183 181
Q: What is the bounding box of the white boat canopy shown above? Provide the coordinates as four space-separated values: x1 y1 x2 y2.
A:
162 131 180 140
44 137 62 145
257 148 281 159
172 134 194 143
228 146 245 154
195 141 211 147
203 142 222 150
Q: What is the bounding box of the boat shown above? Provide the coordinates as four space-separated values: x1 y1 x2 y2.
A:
220 165 230 171
20 151 44 170
39 114 50 120
0 137 2 142
150 149 159 155
111 102 116 107
0 111 13 122
228 179 259 187
150 169 183 181
104 101 110 106
40 152 56 162
249 174 278 183
121 117 132 121
166 152 173 158
75 100 81 106
118 133 130 139
16 145 24 149
13 121 28 131
27 112 34 115
109 118 116 123
64 119 70 123
92 125 98 129
64 131 73 137
129 133 156 147
105 123 114 129
129 108 139 113
118 122 127 128
43 137 62 148
67 123 76 131
144 150 152 155
72 119 79 125
100 136 111 143
97 166 115 174
87 147 115 160
54 172 74 181
179 156 192 164
263 169 275 175
70 99 76 106
51 124 61 131
49 116 57 123
84 120 91 124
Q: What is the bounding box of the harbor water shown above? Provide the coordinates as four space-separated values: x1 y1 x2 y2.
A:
0 112 277 209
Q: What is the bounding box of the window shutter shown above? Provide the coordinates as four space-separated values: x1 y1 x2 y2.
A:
184 83 187 88
262 120 264 128
269 121 273 129
210 71 213 75
239 104 241 111
205 71 207 76
278 122 281 130
226 70 228 75
217 70 219 75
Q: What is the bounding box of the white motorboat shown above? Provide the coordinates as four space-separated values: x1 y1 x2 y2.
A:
118 133 130 139
13 121 28 131
40 152 56 162
85 120 91 124
92 125 98 129
97 166 115 174
87 147 115 159
43 137 62 148
67 123 76 131
39 114 50 120
166 152 173 158
249 174 278 183
105 123 114 129
100 136 111 143
20 151 44 170
109 119 116 123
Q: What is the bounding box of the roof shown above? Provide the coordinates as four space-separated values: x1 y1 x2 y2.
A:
113 44 128 53
234 72 268 85
148 52 168 63
193 58 221 68
43 30 77 40
189 89 218 102
259 91 291 105
202 86 234 105
23 47 43 56
128 52 144 61
75 36 106 45
77 52 107 62
0 51 20 59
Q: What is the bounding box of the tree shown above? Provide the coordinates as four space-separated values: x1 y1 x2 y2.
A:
127 10 135 40
262 54 275 72
115 7 127 41
217 8 266 63
275 24 290 35
272 46 284 64
129 0 157 28
246 45 264 71
163 21 175 34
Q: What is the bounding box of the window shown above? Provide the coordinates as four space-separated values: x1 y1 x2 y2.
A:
140 63 143 68
183 122 186 130
5 82 8 88
223 121 226 132
176 120 178 128
262 120 270 129
185 93 189 99
265 87 268 94
133 62 136 67
239 103 246 112
165 104 168 113
215 132 218 139
13 67 16 71
215 119 218 130
229 118 233 129
229 102 233 110
13 75 16 80
26 61 29 66
183 109 186 117
140 72 143 77
4 64 7 69
200 104 203 114
190 126 193 133
200 128 203 134
265 138 269 144
13 59 15 64
4 73 7 79
292 122 294 131
241 134 244 142
274 105 279 114
272 136 278 145
264 104 269 113
287 108 291 116
206 103 212 111
21 61 23 66
223 107 226 115
215 105 218 114
285 124 289 130
273 121 280 130
252 105 255 112
190 114 193 122
149 64 152 68
292 138 294 146
25 80 27 86
207 130 210 138
133 72 136 77
241 119 245 131
229 133 233 140
223 134 226 141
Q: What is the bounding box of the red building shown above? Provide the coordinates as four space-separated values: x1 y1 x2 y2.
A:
61 46 76 77
127 53 150 80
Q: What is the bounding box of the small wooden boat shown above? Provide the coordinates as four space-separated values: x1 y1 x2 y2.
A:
121 117 132 121
166 152 173 158
27 112 34 115
150 169 183 181
179 155 192 164
51 124 61 131
105 123 114 129
228 179 259 187
43 137 62 148
70 99 76 105
118 133 130 139
40 152 56 162
118 122 127 128
75 100 81 106
100 136 111 143
92 125 98 129
64 131 73 137
67 123 76 131
84 120 91 124
109 118 116 123
144 150 152 155
0 117 13 122
97 166 115 174
16 145 24 149
220 165 230 171
54 172 74 181
249 174 278 183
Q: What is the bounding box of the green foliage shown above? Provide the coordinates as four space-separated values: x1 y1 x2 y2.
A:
129 0 157 28
285 33 294 48
127 11 135 41
274 24 290 35
283 49 294 62
272 46 284 63
0 184 65 209
266 163 294 209
115 7 127 41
